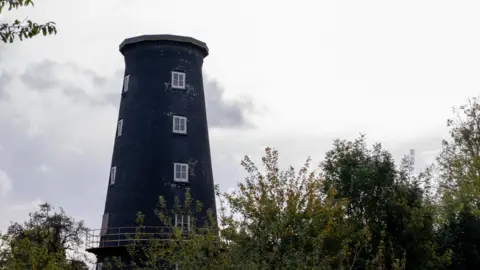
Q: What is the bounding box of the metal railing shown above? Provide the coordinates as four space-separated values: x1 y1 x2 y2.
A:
86 226 175 249
85 226 214 249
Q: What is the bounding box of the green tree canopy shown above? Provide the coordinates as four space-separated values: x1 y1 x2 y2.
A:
436 97 480 269
0 203 89 269
108 148 363 269
5 97 480 270
109 143 451 270
0 0 56 43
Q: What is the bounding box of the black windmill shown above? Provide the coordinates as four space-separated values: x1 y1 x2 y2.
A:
86 34 217 269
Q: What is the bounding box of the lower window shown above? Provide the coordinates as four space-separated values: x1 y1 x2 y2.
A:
174 214 190 232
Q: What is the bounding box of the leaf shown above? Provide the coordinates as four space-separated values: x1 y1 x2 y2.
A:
0 1 57 44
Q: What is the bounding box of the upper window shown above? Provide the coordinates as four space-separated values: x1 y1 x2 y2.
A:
172 116 187 134
175 214 191 232
110 166 117 185
117 119 123 137
174 163 188 182
171 71 186 89
123 74 130 93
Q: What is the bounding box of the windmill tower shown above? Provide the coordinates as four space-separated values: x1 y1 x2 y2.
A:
86 34 217 269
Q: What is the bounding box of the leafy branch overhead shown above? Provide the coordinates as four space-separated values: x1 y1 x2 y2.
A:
0 0 57 43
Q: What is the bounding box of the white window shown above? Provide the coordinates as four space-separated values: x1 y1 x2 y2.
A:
110 166 117 185
117 119 123 137
175 214 191 232
97 262 103 270
174 163 188 182
171 71 186 89
172 115 187 134
101 213 109 236
123 74 130 93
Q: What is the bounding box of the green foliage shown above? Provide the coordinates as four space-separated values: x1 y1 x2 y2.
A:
218 148 356 269
95 96 480 269
0 203 89 269
435 97 480 269
0 0 57 43
106 148 368 269
106 129 469 269
322 136 450 269
3 97 480 269
437 97 480 212
110 146 440 269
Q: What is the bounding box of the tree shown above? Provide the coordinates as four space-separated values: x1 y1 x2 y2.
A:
101 139 456 270
321 135 450 269
437 97 480 212
0 203 89 269
107 148 364 269
436 97 480 269
0 0 56 43
214 148 357 269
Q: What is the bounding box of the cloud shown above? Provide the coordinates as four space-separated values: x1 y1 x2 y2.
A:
382 134 446 172
0 58 260 231
19 59 116 108
0 61 116 230
0 55 448 235
204 76 256 128
8 198 44 211
0 198 44 233
0 70 12 100
0 169 13 197
38 164 51 173
16 60 257 129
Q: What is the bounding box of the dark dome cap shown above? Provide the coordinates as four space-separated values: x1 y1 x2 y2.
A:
119 34 209 57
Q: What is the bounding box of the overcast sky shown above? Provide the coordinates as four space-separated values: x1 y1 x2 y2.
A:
1 0 480 237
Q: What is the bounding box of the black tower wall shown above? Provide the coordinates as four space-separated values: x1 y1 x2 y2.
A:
88 35 217 268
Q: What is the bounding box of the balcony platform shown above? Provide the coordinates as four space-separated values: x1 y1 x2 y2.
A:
85 226 216 254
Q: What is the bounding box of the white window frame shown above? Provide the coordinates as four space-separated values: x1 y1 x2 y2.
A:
101 213 109 236
174 163 188 182
172 115 187 134
97 262 103 270
171 71 186 89
174 214 191 232
110 166 117 185
117 119 124 137
123 74 130 93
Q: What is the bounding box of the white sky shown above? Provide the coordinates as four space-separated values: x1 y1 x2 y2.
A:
1 0 479 240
